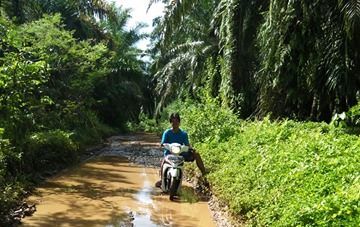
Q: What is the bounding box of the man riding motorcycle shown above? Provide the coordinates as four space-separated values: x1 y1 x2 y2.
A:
155 112 207 188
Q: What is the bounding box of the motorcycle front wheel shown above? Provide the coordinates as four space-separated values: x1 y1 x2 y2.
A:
169 178 180 201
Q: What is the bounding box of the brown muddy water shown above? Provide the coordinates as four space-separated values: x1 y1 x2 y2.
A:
22 135 215 227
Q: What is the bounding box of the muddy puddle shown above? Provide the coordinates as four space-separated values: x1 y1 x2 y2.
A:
22 141 215 227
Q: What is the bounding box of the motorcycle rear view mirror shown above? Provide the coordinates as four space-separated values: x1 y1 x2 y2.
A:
180 146 189 153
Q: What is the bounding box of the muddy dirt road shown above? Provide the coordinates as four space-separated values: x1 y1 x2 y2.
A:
21 133 216 227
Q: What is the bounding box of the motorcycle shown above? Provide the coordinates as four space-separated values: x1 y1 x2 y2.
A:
160 143 188 201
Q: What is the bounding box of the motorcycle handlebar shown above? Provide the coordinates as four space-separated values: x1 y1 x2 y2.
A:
161 143 195 152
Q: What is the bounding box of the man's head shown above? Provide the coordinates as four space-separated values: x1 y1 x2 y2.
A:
169 112 180 129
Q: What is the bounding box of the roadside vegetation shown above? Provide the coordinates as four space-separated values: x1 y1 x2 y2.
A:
0 1 153 223
137 96 360 226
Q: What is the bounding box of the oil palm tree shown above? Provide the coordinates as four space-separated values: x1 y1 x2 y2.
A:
211 0 267 116
150 0 266 117
0 0 116 40
149 0 220 115
256 0 359 121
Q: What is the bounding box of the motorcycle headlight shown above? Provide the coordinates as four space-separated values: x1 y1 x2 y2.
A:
171 146 181 154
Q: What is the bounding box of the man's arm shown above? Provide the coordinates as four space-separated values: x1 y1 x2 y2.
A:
160 129 168 146
184 132 196 151
184 131 193 149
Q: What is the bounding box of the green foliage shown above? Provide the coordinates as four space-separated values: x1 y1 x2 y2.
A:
163 96 239 144
126 112 162 133
24 130 78 172
205 120 359 226
256 0 359 121
330 101 360 135
151 0 359 121
149 0 220 115
0 181 25 223
0 128 24 223
0 129 9 184
0 11 145 144
346 101 360 127
71 110 115 147
153 99 360 226
0 3 149 221
0 14 109 140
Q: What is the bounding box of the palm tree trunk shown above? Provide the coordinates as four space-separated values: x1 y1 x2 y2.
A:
12 0 25 23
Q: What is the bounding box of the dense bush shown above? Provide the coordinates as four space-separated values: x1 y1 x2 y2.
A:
0 129 9 187
126 112 162 133
24 130 78 173
160 96 239 143
347 102 360 127
330 101 360 136
0 129 24 222
155 98 360 226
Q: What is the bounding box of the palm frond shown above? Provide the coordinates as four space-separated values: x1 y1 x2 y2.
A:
339 0 360 37
340 0 360 21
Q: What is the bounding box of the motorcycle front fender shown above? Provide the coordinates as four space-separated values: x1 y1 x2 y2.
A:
169 167 181 179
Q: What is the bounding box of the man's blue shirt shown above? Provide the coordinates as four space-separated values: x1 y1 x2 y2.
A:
161 128 189 155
